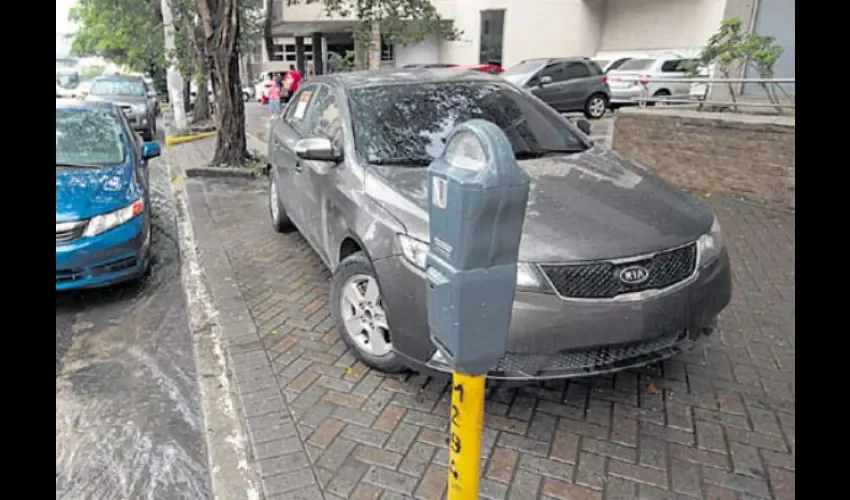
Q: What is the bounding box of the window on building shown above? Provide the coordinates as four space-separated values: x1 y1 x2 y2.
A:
479 9 505 66
380 35 394 62
271 44 285 61
563 62 591 80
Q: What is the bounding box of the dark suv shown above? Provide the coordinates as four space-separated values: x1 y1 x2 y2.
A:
502 58 611 119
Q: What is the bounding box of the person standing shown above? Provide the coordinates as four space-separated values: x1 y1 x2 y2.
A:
268 74 283 119
284 64 302 95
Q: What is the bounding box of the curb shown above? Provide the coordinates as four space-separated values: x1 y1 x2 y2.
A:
185 166 258 179
166 154 263 500
165 131 217 147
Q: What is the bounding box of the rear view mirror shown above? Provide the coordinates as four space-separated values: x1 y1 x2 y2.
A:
294 137 342 162
575 119 592 136
142 142 161 159
539 75 553 86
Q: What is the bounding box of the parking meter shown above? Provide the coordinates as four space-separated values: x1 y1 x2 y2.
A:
426 119 531 376
425 119 531 499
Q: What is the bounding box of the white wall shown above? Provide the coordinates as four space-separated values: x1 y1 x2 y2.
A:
598 0 726 54
439 0 605 68
394 36 441 67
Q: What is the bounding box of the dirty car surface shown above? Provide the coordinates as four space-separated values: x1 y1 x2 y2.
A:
267 68 732 380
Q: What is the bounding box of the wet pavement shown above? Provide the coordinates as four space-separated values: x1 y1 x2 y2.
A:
55 126 212 499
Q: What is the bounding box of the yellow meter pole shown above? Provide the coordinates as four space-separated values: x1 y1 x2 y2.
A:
447 372 486 500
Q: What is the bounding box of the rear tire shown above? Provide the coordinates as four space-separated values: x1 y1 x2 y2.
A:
330 252 407 373
584 93 608 119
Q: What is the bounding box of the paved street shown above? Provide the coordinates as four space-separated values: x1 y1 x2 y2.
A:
55 125 212 499
177 127 795 499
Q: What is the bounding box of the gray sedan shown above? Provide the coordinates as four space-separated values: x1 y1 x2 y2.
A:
266 69 732 380
85 76 157 140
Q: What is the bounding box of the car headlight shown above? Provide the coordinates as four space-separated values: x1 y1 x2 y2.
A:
132 104 147 114
696 216 723 268
397 234 552 293
83 199 144 238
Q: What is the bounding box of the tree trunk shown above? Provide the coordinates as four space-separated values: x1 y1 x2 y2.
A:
193 72 211 122
183 81 191 113
197 0 247 166
263 0 275 65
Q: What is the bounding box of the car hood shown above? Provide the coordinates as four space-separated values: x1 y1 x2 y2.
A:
365 145 714 262
86 95 148 107
56 164 137 222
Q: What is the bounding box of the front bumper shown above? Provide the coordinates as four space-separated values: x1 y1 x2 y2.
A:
374 249 732 380
56 214 150 291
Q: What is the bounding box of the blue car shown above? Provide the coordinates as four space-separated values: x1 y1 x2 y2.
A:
56 100 161 290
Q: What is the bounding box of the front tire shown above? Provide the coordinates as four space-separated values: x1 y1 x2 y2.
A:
331 252 406 373
268 173 292 233
584 93 608 119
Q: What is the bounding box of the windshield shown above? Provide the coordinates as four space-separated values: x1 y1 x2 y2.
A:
347 81 587 165
616 59 655 71
57 73 80 89
90 80 146 97
56 110 125 166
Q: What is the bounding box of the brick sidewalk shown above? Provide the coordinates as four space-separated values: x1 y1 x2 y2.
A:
173 139 794 500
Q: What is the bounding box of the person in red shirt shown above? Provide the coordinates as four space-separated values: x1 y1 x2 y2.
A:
284 64 302 95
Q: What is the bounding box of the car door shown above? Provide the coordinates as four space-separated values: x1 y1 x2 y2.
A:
528 62 570 111
660 59 693 99
560 61 596 110
270 84 321 232
292 84 345 262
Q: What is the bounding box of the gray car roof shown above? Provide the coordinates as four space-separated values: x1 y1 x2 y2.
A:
316 68 505 89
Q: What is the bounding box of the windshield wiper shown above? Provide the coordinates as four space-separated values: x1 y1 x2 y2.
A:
56 162 102 169
369 158 433 167
514 148 585 159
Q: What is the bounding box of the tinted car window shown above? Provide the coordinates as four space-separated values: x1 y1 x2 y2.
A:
564 62 591 79
540 63 569 83
90 80 146 96
56 110 125 166
617 58 655 71
608 58 631 71
305 86 342 145
347 81 587 165
661 59 687 72
284 85 319 132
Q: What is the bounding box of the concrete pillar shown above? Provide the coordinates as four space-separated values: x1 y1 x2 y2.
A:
707 0 759 104
367 23 381 70
295 36 306 75
311 33 324 75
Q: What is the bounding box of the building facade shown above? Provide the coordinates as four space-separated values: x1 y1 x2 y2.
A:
267 0 792 80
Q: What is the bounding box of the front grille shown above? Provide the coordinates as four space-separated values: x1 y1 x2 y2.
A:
541 243 697 299
56 222 87 245
491 329 692 378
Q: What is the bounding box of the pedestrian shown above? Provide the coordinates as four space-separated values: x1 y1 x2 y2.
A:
268 74 283 119
284 64 302 95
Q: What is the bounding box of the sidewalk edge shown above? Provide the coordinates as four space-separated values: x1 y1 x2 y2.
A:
168 159 262 500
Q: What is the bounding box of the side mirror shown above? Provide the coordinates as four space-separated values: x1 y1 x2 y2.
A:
294 137 342 162
539 75 553 86
142 142 161 160
575 119 592 136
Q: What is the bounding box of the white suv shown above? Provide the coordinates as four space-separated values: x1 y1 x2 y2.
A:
606 56 697 108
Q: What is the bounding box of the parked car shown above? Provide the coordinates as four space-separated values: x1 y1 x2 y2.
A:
142 79 161 116
85 75 158 140
501 58 611 119
403 63 503 74
56 99 161 290
265 69 732 380
688 65 712 102
606 55 697 109
254 71 284 104
592 57 632 73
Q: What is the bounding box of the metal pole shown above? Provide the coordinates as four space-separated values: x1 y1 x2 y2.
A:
161 0 187 131
447 372 486 500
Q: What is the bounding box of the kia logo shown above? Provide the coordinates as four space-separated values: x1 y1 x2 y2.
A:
619 266 649 285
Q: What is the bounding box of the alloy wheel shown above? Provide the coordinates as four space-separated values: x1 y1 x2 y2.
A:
339 275 392 356
270 178 280 221
589 97 606 118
